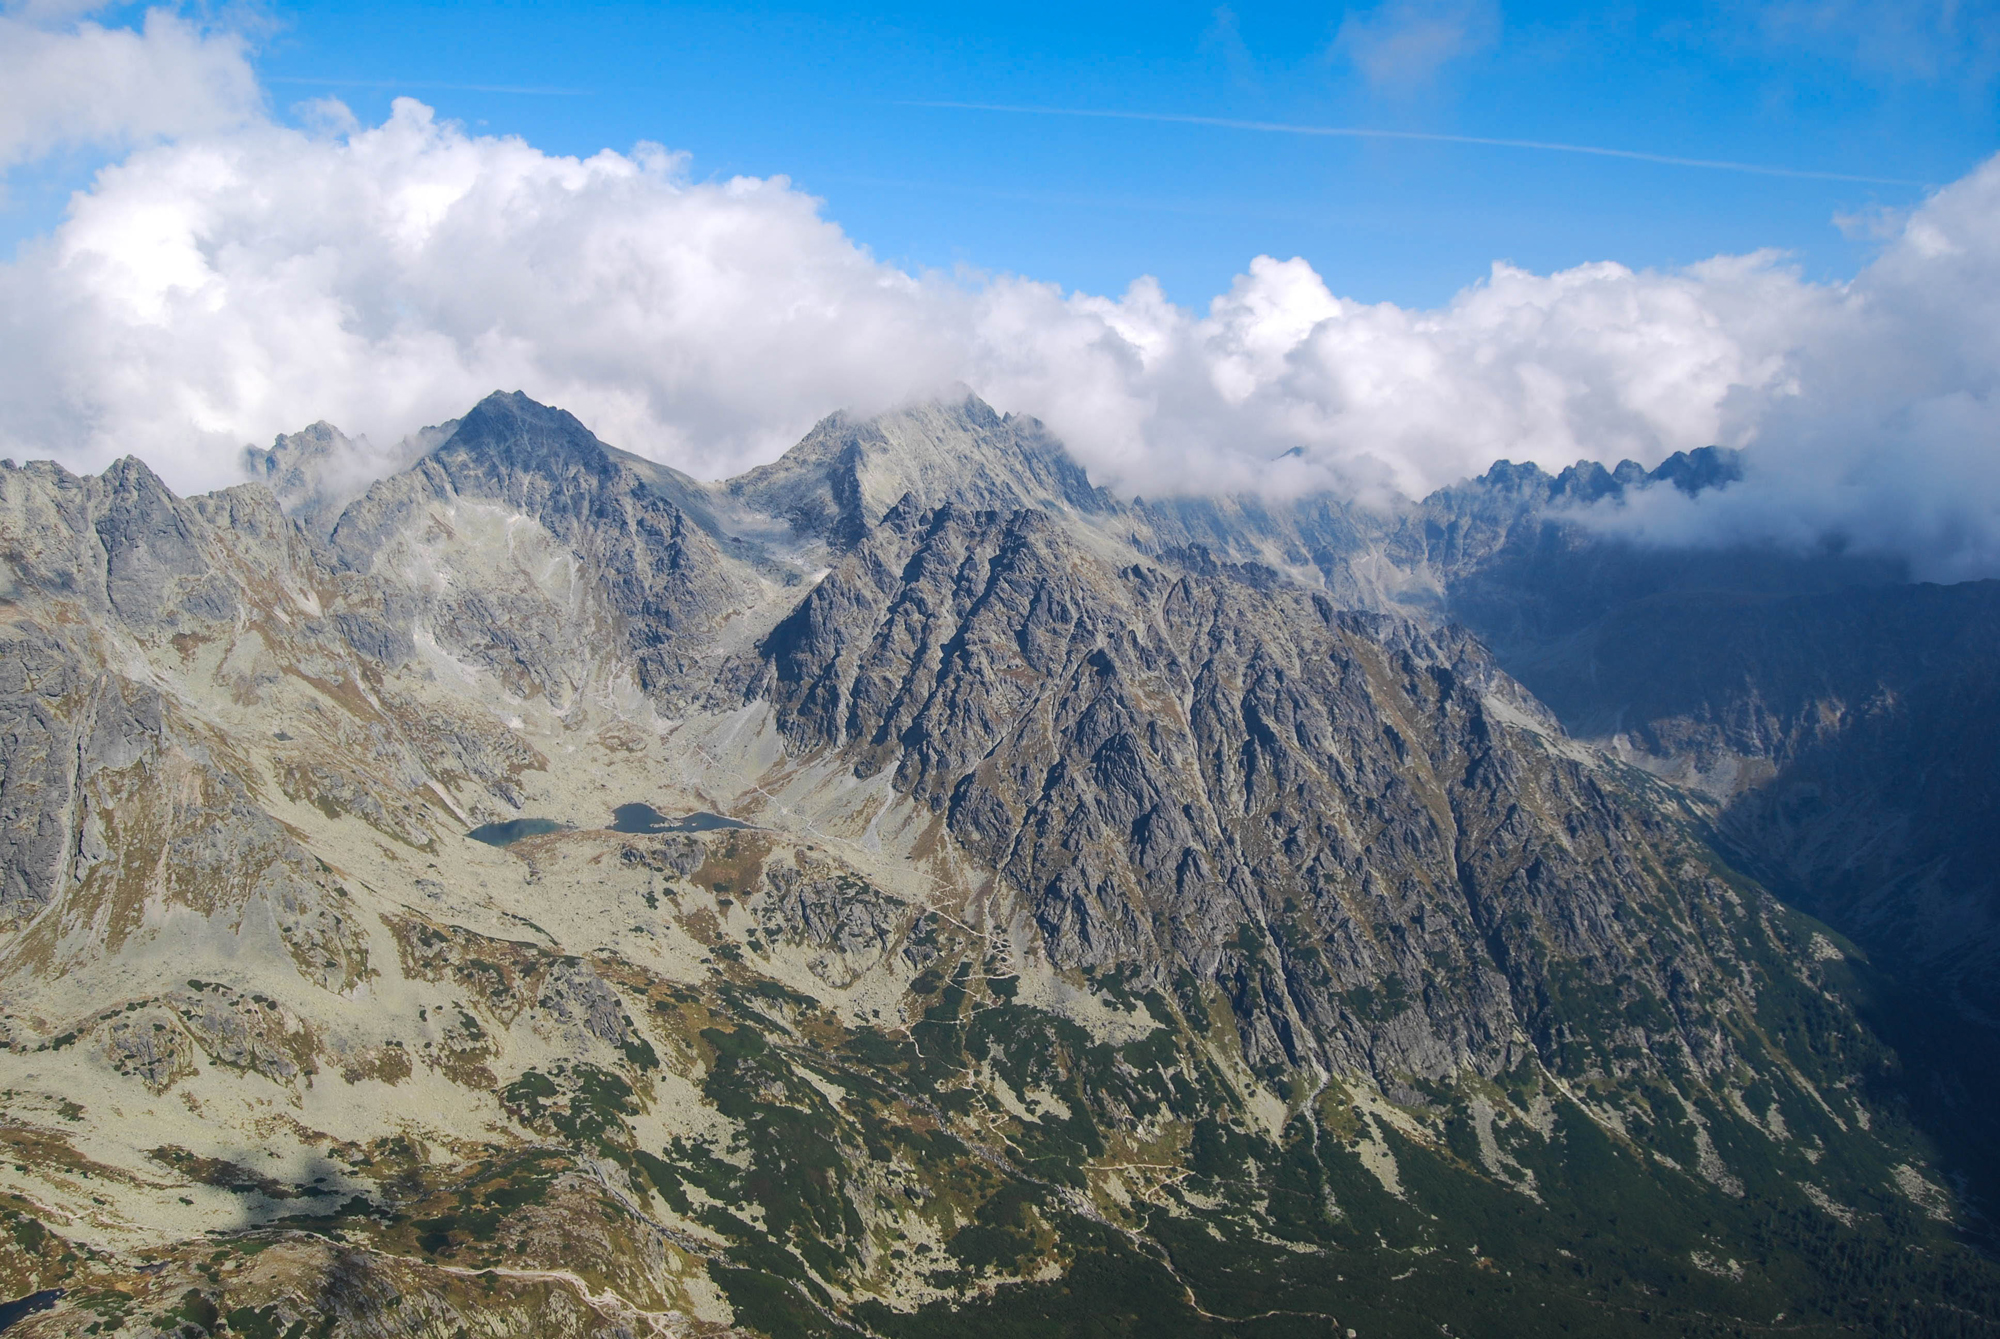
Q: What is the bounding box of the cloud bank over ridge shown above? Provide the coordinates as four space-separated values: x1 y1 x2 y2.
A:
1 6 1998 579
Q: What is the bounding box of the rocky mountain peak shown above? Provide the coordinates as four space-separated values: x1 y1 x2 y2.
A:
1550 459 1620 502
427 389 732 538
725 386 1108 546
1458 443 1745 510
242 420 348 502
1648 442 1745 494
434 389 614 479
242 417 460 537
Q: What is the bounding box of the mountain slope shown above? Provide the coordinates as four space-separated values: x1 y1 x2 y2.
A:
0 394 1994 1337
1379 458 2000 1210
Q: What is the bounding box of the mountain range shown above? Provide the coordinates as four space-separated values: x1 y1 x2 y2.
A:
0 388 1994 1337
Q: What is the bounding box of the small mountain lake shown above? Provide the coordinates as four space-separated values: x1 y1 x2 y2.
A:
0 1290 64 1332
466 818 567 846
465 806 748 846
609 803 750 835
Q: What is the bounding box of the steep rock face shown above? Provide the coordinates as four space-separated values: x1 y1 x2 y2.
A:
0 622 89 925
726 391 1108 546
0 460 453 981
0 637 373 1009
331 391 755 699
1332 456 2000 1210
757 501 1801 1101
0 457 241 633
1517 581 2000 1005
1390 460 2000 1015
0 668 378 997
0 622 161 931
0 458 266 928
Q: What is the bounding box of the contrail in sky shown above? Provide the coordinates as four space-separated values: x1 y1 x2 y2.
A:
904 101 1922 187
269 77 591 96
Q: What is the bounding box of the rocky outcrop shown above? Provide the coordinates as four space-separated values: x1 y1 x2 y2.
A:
755 850 909 985
0 456 235 632
0 621 99 926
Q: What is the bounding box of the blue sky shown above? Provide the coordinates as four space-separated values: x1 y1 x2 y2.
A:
233 0 1998 305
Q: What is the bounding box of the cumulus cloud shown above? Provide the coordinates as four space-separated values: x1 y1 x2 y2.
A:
1587 154 2000 582
0 4 260 170
1 26 1999 580
0 92 1828 499
0 97 980 490
973 250 1824 505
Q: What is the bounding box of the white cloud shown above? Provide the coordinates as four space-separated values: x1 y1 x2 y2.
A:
0 5 260 170
1588 152 2000 582
1331 0 1501 90
0 98 976 490
971 250 1824 505
1 29 1999 581
1 78 1777 501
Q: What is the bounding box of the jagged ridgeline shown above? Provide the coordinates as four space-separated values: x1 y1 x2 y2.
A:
0 391 1994 1338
